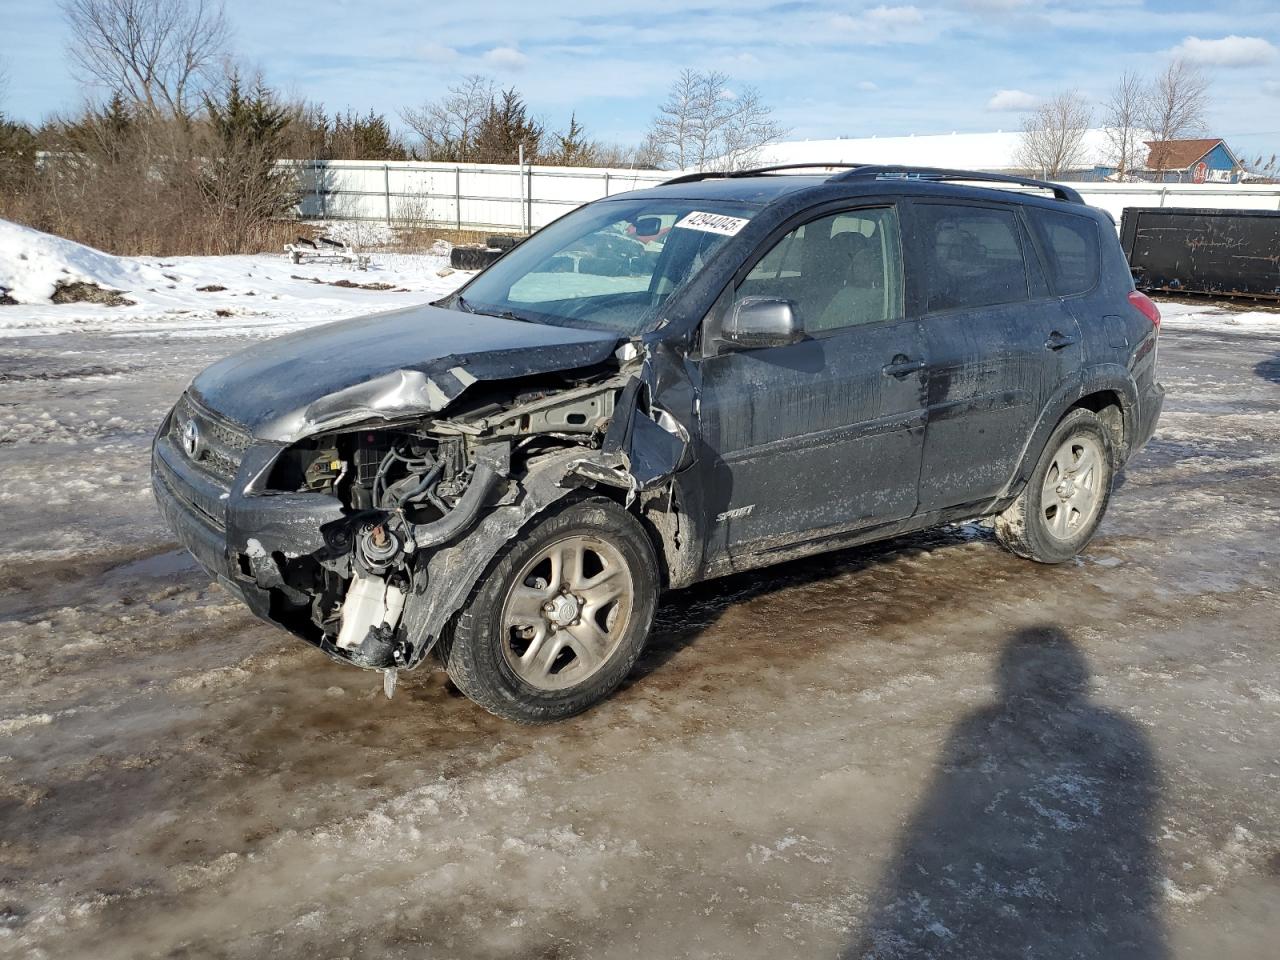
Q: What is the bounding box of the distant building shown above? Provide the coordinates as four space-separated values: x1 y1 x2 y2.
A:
740 130 1118 179
1142 139 1242 183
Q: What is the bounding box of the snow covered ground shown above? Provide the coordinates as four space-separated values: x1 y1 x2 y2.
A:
1159 299 1280 336
0 218 469 340
1 221 1279 958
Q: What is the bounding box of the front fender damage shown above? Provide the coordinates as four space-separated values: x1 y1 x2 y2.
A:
399 376 695 669
240 346 696 682
399 448 618 667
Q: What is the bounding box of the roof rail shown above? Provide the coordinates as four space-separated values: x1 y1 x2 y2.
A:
829 165 1084 203
660 162 866 186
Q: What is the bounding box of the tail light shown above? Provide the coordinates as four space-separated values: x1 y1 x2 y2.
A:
1128 290 1161 328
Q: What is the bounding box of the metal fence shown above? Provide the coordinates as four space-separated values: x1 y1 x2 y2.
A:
1067 182 1280 222
293 161 1280 235
294 159 670 233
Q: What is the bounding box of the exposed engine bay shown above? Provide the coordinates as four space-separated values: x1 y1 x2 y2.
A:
229 359 683 679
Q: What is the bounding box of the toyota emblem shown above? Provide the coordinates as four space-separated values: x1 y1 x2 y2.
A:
181 418 203 459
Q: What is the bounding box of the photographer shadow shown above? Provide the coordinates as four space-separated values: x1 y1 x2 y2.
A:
844 625 1166 960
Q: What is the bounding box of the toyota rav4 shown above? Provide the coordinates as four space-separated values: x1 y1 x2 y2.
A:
152 164 1164 722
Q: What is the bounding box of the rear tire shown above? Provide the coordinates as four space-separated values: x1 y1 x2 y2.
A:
995 408 1114 564
442 497 659 723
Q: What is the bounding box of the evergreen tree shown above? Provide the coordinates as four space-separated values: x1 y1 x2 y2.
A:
205 75 291 152
0 111 36 194
99 91 133 137
552 113 595 166
201 74 298 245
333 109 406 160
287 102 331 160
473 88 543 163
95 91 133 163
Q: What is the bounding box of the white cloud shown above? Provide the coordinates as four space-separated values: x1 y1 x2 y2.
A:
483 46 529 69
986 89 1039 111
1263 79 1280 97
1171 35 1278 68
866 5 924 26
958 0 1035 10
829 5 927 38
857 80 880 92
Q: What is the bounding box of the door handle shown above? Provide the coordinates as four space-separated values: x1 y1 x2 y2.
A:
1045 331 1076 350
882 356 926 378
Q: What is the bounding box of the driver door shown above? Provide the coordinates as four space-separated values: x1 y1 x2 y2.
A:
695 204 927 567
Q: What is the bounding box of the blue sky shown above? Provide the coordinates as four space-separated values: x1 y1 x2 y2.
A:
3 0 1279 161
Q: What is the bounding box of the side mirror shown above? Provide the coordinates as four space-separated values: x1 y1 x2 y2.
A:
631 216 663 238
718 296 805 350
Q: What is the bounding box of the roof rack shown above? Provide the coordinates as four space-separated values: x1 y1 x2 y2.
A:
829 165 1084 203
660 163 867 186
661 163 1085 204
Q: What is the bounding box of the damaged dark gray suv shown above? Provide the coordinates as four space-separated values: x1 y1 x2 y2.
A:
153 164 1164 722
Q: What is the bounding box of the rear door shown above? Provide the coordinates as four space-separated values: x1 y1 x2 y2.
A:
696 203 927 564
908 200 1081 513
1025 206 1119 365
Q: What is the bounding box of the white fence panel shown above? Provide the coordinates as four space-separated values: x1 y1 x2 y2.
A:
295 160 669 233
1072 183 1280 221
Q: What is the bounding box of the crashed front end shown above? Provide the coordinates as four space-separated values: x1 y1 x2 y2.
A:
151 347 679 675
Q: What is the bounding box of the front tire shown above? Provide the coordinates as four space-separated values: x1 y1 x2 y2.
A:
995 407 1115 563
443 497 659 723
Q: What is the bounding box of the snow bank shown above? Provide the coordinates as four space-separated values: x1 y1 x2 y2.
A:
0 218 168 303
1156 299 1280 337
0 219 470 339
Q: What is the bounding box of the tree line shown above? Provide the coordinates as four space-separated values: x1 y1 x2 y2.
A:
0 0 789 256
399 68 787 171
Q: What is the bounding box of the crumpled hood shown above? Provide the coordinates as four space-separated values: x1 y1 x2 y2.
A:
189 303 622 442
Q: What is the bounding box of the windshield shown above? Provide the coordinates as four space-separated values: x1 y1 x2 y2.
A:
454 198 758 335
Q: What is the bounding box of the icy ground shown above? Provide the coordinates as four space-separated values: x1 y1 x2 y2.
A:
0 230 1278 958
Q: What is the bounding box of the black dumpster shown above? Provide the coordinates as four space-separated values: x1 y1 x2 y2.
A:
1119 207 1280 301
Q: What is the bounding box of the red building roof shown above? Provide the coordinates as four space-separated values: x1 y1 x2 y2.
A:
1143 138 1225 171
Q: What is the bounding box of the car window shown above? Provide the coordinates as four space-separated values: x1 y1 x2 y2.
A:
458 198 758 334
737 206 904 333
916 204 1029 312
1029 208 1099 296
1019 218 1052 299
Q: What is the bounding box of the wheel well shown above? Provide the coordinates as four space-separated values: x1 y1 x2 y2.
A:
581 483 678 590
1070 392 1125 453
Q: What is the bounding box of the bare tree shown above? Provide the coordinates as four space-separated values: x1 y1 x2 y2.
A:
648 69 787 171
1015 90 1092 178
719 87 788 171
649 69 702 170
1142 58 1210 173
1101 71 1146 179
592 135 664 170
61 0 230 117
400 74 494 162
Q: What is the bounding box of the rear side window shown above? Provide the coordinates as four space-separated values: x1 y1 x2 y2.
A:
916 204 1029 312
1030 208 1100 296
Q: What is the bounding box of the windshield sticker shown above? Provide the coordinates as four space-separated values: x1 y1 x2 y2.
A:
674 211 750 236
